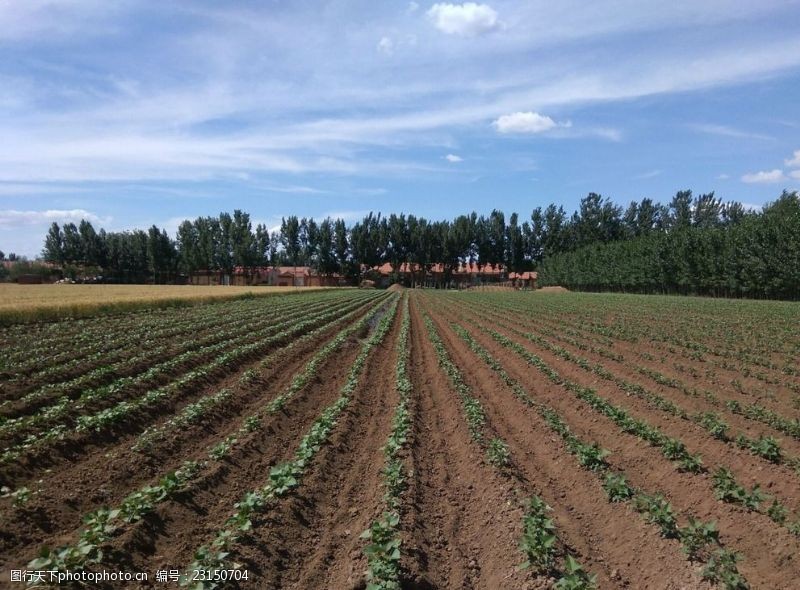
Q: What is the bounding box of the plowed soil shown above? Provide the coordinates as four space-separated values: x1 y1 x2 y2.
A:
2 289 799 590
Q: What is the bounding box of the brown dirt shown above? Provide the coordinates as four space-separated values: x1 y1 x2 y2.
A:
387 283 405 292
419 295 705 589
537 286 569 293
428 294 800 589
3 289 799 590
0 296 381 569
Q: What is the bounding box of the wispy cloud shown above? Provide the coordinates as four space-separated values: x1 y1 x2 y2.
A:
445 154 463 162
741 169 786 184
690 123 773 141
0 208 110 228
634 169 662 179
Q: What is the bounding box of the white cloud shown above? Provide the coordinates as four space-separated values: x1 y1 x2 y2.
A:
789 170 800 180
741 169 786 184
634 169 661 179
445 153 463 162
408 2 419 13
785 150 800 168
717 173 730 179
427 3 499 37
0 209 110 228
377 36 394 55
493 112 559 134
690 124 773 141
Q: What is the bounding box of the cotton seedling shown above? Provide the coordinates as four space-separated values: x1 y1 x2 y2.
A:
748 435 782 463
487 438 511 468
677 453 704 473
554 555 597 590
711 468 766 510
574 442 610 471
634 493 678 538
602 472 633 502
679 517 719 560
701 549 749 590
766 499 788 524
361 511 402 590
1 485 32 507
519 496 557 573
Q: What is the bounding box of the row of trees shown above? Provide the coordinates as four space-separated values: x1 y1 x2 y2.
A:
35 190 798 298
538 191 800 299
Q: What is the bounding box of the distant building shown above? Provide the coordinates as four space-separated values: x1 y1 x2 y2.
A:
189 266 341 287
369 262 535 289
508 271 538 289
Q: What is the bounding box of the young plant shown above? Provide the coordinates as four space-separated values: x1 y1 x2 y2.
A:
679 517 719 560
487 438 511 468
766 500 788 525
574 443 610 471
361 511 402 590
519 496 557 573
634 494 678 538
1 485 32 507
699 412 729 440
702 549 749 590
602 473 633 503
554 555 597 590
748 435 782 463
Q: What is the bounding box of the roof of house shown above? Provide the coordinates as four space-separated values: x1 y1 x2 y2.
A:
509 271 538 280
373 261 507 276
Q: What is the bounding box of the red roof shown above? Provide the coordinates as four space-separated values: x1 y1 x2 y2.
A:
373 262 506 276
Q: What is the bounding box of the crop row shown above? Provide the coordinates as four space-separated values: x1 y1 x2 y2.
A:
0 294 370 450
456 296 800 471
440 298 800 548
361 295 411 590
2 294 289 376
477 292 798 384
532 298 797 382
466 294 798 396
446 315 748 589
3 290 342 388
445 300 800 540
2 290 338 369
5 291 370 407
21 295 395 579
0 294 352 423
421 308 597 588
1 293 384 468
178 295 400 588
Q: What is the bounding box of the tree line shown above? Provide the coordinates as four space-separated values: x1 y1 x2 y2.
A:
34 189 799 298
538 191 800 299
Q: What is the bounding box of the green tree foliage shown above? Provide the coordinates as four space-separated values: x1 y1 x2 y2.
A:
34 189 799 298
539 191 800 299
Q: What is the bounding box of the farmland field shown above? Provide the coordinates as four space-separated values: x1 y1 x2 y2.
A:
1 288 799 589
0 284 332 326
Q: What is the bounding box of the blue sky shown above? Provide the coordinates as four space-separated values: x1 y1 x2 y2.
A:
1 0 800 257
